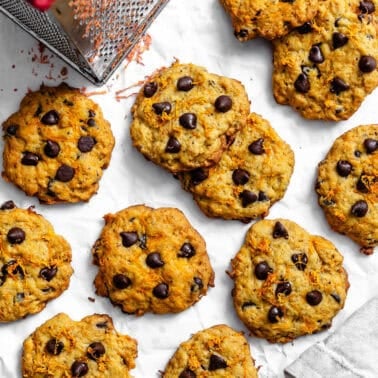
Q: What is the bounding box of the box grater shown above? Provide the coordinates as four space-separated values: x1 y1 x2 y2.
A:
0 0 169 85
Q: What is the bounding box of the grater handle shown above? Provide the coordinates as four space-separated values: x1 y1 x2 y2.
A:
25 0 55 11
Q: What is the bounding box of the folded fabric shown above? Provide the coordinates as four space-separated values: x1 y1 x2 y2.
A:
284 296 378 378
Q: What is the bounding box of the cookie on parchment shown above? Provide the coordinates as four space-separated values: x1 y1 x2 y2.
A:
130 61 250 173
229 219 349 343
22 312 137 378
0 202 72 322
92 205 214 315
2 84 114 204
220 0 320 41
316 125 378 254
273 0 378 120
180 113 294 222
163 324 258 378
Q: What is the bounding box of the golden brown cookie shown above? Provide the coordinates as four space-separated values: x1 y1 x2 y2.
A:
273 0 378 120
130 61 250 173
316 125 378 254
0 201 72 322
163 324 258 378
2 84 114 204
179 113 294 222
92 205 215 315
22 312 137 377
220 0 321 40
229 219 349 343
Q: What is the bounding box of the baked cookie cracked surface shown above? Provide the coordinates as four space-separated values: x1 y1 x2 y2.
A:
273 0 378 120
0 202 72 322
130 61 250 173
179 113 294 222
163 324 258 378
92 205 214 315
22 312 137 378
230 219 349 343
316 125 378 254
2 84 114 204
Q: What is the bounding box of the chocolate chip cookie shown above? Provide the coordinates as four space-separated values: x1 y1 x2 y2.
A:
162 324 258 378
0 202 72 322
220 0 320 41
273 0 378 120
179 113 294 222
130 61 250 173
92 205 214 315
2 84 114 204
22 312 137 377
229 219 349 343
316 125 378 254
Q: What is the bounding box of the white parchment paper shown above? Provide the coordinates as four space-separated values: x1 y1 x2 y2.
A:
0 1 377 377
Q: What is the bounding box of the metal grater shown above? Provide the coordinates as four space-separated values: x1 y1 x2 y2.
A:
0 0 169 85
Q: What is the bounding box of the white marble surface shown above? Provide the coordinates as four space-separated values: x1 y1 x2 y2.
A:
0 1 377 377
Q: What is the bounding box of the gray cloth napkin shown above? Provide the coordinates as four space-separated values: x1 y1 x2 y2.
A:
284 296 378 378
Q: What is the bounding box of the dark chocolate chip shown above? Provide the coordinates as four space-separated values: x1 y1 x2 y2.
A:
143 82 158 97
152 102 172 115
273 221 289 239
88 110 96 118
297 22 312 34
96 321 108 329
55 165 75 182
120 231 138 247
153 283 169 298
268 306 283 323
214 95 232 112
87 342 105 360
179 368 196 378
331 293 341 303
332 32 348 49
113 274 131 289
275 281 292 296
241 301 256 310
146 252 164 268
63 99 73 106
15 292 24 302
239 190 257 207
294 73 310 93
364 138 378 153
71 361 89 377
234 29 248 38
165 136 181 153
291 253 308 271
2 260 24 278
21 152 39 166
40 266 57 281
78 136 96 152
306 290 323 306
336 160 352 177
258 191 269 201
360 1 375 13
359 56 377 73
355 150 361 157
41 110 59 125
248 138 265 155
177 76 194 91
232 168 250 185
44 140 60 158
179 113 197 129
6 124 18 136
255 261 272 280
309 45 324 63
7 227 25 244
191 277 203 292
356 176 369 193
178 243 196 258
209 354 228 371
351 200 368 217
190 168 208 185
0 201 16 210
87 118 96 127
34 105 43 117
330 77 349 94
45 338 64 355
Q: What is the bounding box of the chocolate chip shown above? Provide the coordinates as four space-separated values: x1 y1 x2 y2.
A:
34 105 43 117
209 354 227 371
190 168 208 185
120 232 138 247
87 118 96 127
45 338 64 355
360 1 375 13
96 321 108 329
191 277 203 292
88 110 96 118
331 293 341 303
294 73 310 93
355 150 361 157
276 281 292 296
153 283 169 298
258 191 269 201
351 200 368 217
297 22 312 34
232 169 250 185
21 152 39 166
113 274 131 289
330 77 349 94
146 252 164 268
165 136 181 153
239 190 257 207
6 124 18 136
152 102 172 115
143 82 158 97
309 45 324 63
364 138 378 153
44 140 60 158
255 261 272 280
87 342 105 360
41 110 59 125
234 29 248 38
241 301 256 310
15 292 24 302
78 136 96 152
178 243 196 258
356 176 369 193
306 290 323 306
179 368 196 378
2 260 24 278
273 221 289 239
336 160 352 177
0 201 16 210
7 227 25 244
248 138 265 155
359 56 377 73
177 76 194 91
268 306 283 323
332 32 348 49
179 113 197 129
71 361 89 377
40 266 57 281
291 253 308 271
55 165 75 182
214 95 232 112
